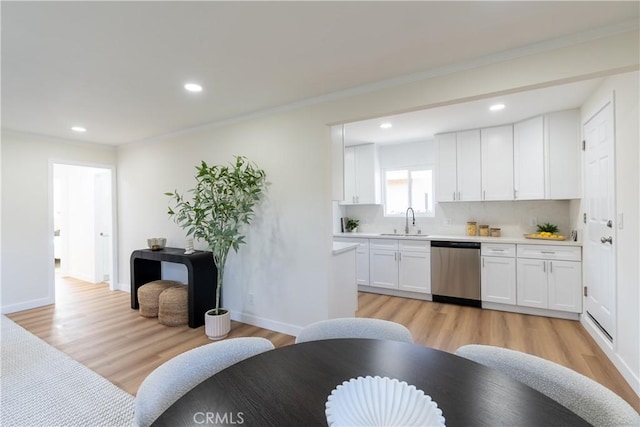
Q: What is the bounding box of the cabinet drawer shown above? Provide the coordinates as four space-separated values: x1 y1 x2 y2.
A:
399 240 430 252
370 239 399 251
481 243 515 257
517 244 581 261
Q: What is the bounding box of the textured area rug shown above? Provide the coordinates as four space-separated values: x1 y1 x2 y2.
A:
1 316 135 426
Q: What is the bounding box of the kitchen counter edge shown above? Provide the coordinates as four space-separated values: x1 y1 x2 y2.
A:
334 232 582 246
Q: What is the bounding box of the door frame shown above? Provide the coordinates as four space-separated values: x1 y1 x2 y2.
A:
580 92 617 349
49 159 118 295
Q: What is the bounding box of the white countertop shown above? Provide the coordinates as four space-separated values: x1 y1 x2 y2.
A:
334 232 582 246
332 241 360 255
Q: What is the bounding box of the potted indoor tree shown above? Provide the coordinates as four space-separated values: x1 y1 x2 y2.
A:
166 156 267 340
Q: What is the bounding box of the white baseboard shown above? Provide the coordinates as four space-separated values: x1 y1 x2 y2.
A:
230 310 302 337
113 282 131 292
357 286 432 301
66 271 97 284
1 296 54 314
581 314 640 397
482 302 581 320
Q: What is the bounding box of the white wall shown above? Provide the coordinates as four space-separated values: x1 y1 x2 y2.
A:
115 30 638 338
1 28 637 387
116 109 332 335
346 199 572 238
1 131 116 313
580 71 640 394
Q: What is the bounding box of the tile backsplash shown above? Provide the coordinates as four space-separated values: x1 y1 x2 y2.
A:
336 200 576 238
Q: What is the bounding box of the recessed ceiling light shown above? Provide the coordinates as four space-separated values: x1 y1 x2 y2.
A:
71 126 86 132
489 103 505 112
184 83 203 92
380 122 393 129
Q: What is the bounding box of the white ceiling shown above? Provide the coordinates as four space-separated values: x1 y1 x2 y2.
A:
2 1 638 146
343 78 604 146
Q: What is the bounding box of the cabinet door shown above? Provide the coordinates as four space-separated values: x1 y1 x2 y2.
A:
355 245 370 286
481 256 516 304
331 125 345 201
514 116 545 200
343 146 356 203
546 110 581 199
354 144 378 203
457 129 482 201
436 133 457 202
369 249 398 289
398 251 430 294
481 125 514 200
517 258 548 308
548 260 582 312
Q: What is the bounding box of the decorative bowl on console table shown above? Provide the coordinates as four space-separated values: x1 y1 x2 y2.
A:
147 237 167 250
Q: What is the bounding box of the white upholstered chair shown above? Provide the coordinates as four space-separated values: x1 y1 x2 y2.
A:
295 317 413 344
455 344 640 427
134 337 274 427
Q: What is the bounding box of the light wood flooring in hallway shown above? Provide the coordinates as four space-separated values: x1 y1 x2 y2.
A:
6 276 638 409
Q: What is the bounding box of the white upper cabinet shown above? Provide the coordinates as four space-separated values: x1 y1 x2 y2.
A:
343 144 380 204
457 130 482 201
481 125 514 201
435 133 457 202
546 109 581 199
514 116 545 200
513 109 581 200
435 130 481 202
331 125 345 201
434 108 579 203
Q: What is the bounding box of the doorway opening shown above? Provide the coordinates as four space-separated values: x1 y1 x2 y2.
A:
53 163 114 289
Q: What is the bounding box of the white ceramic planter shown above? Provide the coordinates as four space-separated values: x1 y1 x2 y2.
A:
205 309 231 340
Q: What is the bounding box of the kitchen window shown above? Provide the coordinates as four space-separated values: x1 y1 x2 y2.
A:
383 167 434 217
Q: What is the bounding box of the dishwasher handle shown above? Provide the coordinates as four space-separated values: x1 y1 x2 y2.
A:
431 240 481 249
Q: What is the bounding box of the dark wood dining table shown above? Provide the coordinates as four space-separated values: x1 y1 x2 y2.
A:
152 339 589 426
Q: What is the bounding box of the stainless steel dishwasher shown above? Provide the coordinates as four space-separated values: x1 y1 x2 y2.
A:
431 241 481 307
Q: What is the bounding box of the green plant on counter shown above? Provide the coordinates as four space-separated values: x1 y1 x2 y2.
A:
536 222 559 234
345 218 359 232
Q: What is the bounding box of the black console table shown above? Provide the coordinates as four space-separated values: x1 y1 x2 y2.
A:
130 247 217 328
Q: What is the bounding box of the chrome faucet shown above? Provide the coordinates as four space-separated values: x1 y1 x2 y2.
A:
405 207 415 234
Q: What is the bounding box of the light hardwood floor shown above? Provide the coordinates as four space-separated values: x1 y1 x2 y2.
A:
6 275 639 410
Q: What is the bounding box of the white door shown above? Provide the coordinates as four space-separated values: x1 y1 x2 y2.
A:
583 101 616 340
94 171 112 283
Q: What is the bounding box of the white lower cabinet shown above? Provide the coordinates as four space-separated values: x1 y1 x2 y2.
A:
516 245 582 313
369 239 430 294
337 236 583 317
481 244 516 305
370 242 398 289
334 237 369 286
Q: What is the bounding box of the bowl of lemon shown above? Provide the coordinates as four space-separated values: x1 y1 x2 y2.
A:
525 223 566 240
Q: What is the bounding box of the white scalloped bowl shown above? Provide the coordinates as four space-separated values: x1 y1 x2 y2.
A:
326 376 445 427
